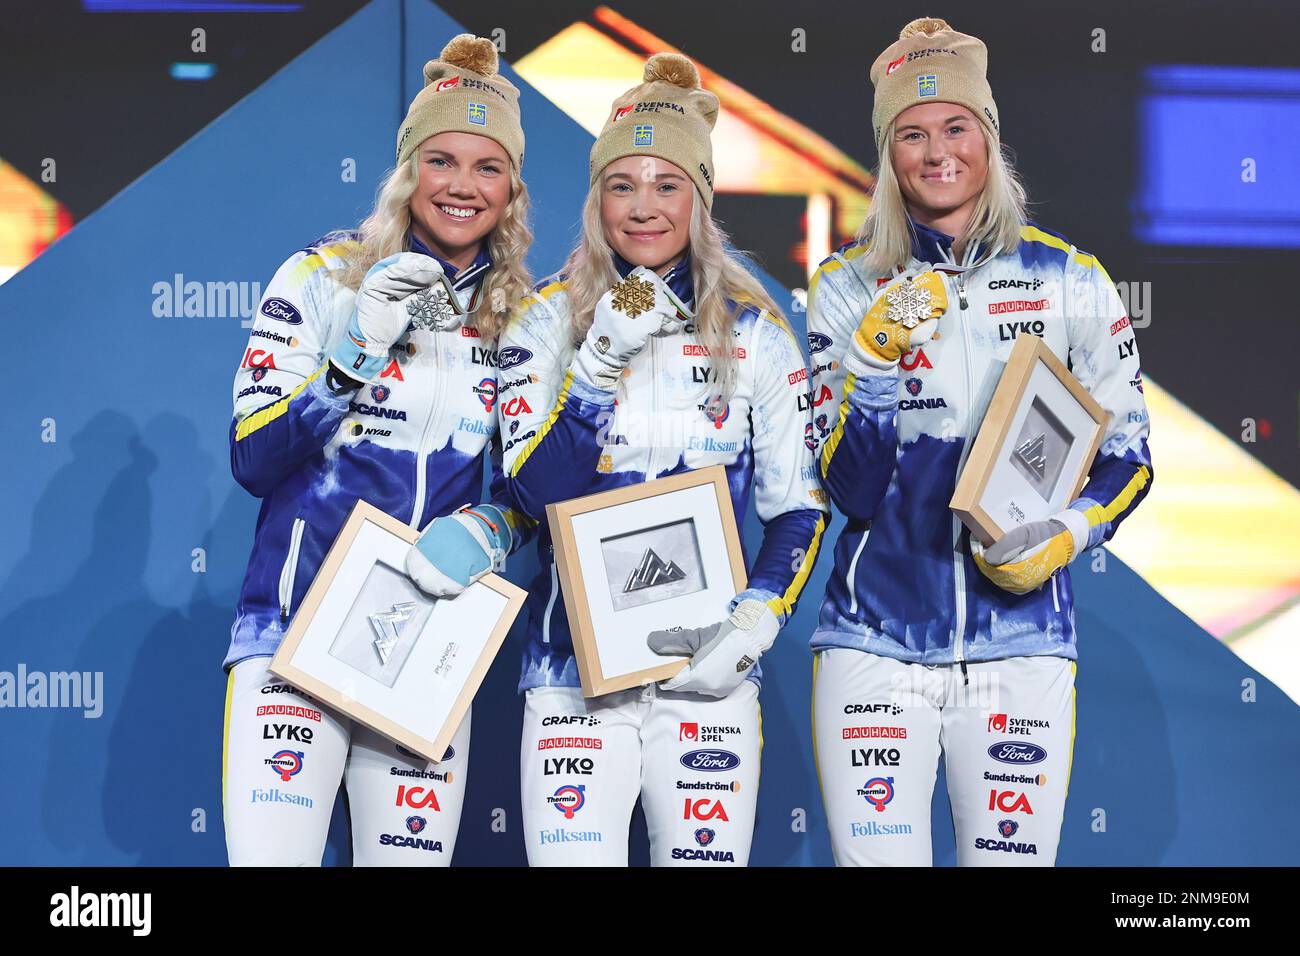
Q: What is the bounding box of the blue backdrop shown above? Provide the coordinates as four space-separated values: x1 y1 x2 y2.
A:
0 0 1295 866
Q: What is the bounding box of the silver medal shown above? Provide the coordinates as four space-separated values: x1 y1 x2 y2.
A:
884 277 933 329
406 284 458 331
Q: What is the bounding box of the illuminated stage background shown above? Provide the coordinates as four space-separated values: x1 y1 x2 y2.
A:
0 0 1297 865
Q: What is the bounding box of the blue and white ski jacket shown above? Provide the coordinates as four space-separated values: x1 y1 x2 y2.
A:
808 220 1153 665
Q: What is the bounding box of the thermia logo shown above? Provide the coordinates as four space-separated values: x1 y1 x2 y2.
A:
49 886 151 936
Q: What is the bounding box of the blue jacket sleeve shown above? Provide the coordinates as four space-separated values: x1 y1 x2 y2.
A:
807 256 900 524
229 246 356 498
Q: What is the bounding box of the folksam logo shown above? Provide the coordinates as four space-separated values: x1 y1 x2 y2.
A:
680 750 741 772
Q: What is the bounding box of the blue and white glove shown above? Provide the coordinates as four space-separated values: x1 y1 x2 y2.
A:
572 266 690 391
646 594 780 698
330 253 443 384
405 503 512 598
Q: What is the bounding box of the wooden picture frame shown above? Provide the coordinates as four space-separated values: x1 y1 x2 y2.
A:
546 465 748 698
269 499 526 763
951 334 1110 546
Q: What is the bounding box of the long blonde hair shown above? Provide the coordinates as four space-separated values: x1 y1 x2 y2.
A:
559 180 782 408
857 118 1027 274
336 153 532 340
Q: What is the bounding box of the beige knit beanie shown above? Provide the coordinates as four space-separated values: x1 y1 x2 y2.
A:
589 53 719 208
869 17 999 156
396 34 525 170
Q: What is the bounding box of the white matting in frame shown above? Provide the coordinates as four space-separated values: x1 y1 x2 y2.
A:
951 334 1108 546
549 466 747 697
269 500 526 762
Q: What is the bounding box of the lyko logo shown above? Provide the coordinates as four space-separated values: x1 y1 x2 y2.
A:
679 722 699 742
987 713 1007 733
262 723 314 744
683 798 729 822
989 790 1034 814
395 785 441 811
242 348 277 369
900 347 932 371
998 320 1045 342
1117 337 1136 361
543 757 594 776
502 396 533 417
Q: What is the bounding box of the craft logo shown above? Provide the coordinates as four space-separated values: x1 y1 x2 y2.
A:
844 703 903 716
541 715 601 727
370 384 390 404
406 815 427 835
694 828 716 847
917 74 938 97
899 347 932 371
988 742 1047 765
989 790 1034 814
858 776 895 812
473 377 497 412
989 278 1044 291
634 124 654 147
548 784 586 819
497 346 533 370
265 750 304 782
468 102 487 126
683 799 729 822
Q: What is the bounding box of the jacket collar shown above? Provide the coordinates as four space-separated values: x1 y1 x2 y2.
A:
611 250 695 310
408 231 494 292
907 215 986 267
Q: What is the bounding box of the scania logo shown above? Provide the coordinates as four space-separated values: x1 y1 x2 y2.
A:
497 346 533 371
680 749 741 772
987 742 1047 765
370 384 390 403
260 297 302 325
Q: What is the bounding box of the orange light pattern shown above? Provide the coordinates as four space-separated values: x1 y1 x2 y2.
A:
0 159 73 284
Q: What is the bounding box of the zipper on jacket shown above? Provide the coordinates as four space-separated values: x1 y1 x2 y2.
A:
951 271 980 670
542 558 560 644
645 334 659 482
1051 574 1061 613
845 530 870 616
278 517 306 620
409 335 447 530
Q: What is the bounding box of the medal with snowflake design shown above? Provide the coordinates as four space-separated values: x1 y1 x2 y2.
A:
884 277 933 329
610 275 656 318
406 285 457 331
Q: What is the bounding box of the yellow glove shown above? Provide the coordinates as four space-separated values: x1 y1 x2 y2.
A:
971 510 1089 595
850 271 949 371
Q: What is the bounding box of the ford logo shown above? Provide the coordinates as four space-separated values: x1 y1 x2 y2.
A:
680 749 740 772
261 297 303 325
987 742 1047 765
496 346 533 371
807 332 832 354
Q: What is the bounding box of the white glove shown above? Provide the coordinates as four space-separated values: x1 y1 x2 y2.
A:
330 253 443 382
646 599 779 698
572 266 689 390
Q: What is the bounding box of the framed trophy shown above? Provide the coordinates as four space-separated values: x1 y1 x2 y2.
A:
951 334 1110 546
546 465 748 697
268 500 526 763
